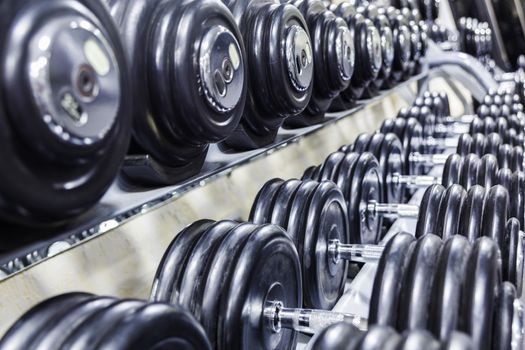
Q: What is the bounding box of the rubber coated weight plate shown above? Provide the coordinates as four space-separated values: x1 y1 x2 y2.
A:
349 153 383 244
495 144 510 171
200 223 256 348
302 166 318 180
150 220 214 304
401 118 424 175
60 299 145 350
178 220 238 314
319 152 346 182
394 330 440 350
469 117 485 135
96 303 211 350
28 296 116 350
309 322 365 350
456 134 473 156
477 154 498 189
0 293 92 350
353 133 373 153
510 172 525 227
287 180 319 260
429 235 471 341
380 119 396 134
511 146 524 172
398 234 443 331
249 179 284 224
302 181 349 309
497 168 513 196
356 325 400 350
506 218 523 293
441 332 474 349
441 154 462 188
334 152 360 203
221 225 301 350
481 185 509 268
269 179 303 228
369 232 416 328
415 185 445 238
372 133 406 204
492 282 516 350
459 186 485 242
459 238 501 350
484 133 502 156
436 185 467 239
458 154 480 190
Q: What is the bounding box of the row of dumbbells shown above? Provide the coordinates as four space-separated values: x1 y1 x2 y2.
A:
2 89 524 349
1 0 430 229
458 17 493 64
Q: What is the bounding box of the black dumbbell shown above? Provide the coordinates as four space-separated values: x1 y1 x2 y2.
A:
310 323 474 349
380 118 524 174
0 0 132 226
250 176 524 296
152 222 523 350
329 2 383 109
360 5 395 97
221 0 314 149
0 293 211 349
106 0 247 185
284 0 354 127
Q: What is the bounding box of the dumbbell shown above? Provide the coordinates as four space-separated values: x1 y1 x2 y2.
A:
0 0 132 226
303 151 524 234
328 2 383 109
250 176 524 299
221 0 314 150
309 323 474 349
152 221 523 350
397 8 426 78
458 17 493 63
0 293 211 349
359 5 395 97
105 0 247 185
283 0 354 127
379 118 524 175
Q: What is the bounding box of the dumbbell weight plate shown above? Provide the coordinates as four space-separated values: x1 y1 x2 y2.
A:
441 154 463 188
492 282 517 350
511 147 524 172
456 134 473 156
249 179 284 224
459 238 501 350
349 153 383 244
269 180 303 228
400 118 425 176
287 180 319 258
459 186 485 242
458 154 480 190
334 152 360 200
302 166 319 181
398 234 442 331
436 184 467 239
96 303 211 349
394 330 441 350
178 221 238 314
477 154 499 189
371 133 406 204
150 220 214 304
442 332 475 349
309 319 365 350
484 133 502 156
318 152 346 182
302 182 349 309
429 235 471 341
380 118 395 134
481 186 509 269
0 293 92 350
353 133 373 153
222 225 301 350
471 134 486 157
510 172 524 227
369 232 416 328
415 184 445 238
27 296 116 349
60 299 146 349
506 219 523 293
200 223 257 348
356 325 400 350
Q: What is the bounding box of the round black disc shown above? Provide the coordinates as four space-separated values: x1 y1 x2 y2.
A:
492 282 517 350
459 185 486 242
441 154 463 188
436 184 467 239
249 179 284 224
415 184 445 238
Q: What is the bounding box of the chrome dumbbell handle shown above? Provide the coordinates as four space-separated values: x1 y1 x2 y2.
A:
420 136 460 149
367 201 420 219
391 173 441 188
409 152 449 167
328 240 384 264
264 301 367 335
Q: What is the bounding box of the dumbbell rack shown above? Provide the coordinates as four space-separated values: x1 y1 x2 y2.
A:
0 67 482 339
